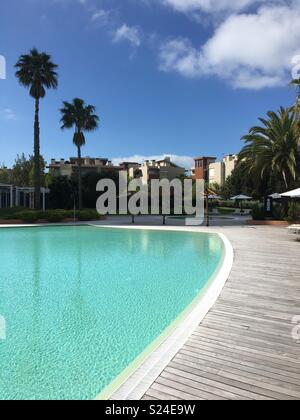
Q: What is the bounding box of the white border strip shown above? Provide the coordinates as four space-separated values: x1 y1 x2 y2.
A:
93 226 234 400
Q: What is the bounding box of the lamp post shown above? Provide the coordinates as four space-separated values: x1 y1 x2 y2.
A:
205 192 210 227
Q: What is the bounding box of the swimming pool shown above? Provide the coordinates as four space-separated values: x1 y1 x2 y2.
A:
0 226 224 400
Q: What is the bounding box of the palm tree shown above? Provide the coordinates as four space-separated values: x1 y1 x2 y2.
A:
239 107 299 190
15 48 58 210
60 98 99 210
290 78 300 92
290 78 300 109
290 79 300 138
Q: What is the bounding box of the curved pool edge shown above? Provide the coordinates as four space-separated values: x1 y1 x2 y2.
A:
95 227 234 401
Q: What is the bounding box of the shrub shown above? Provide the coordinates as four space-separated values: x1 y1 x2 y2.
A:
0 208 102 223
252 204 265 221
0 207 27 220
77 209 100 221
272 204 286 221
217 207 235 215
218 200 260 210
44 210 68 223
15 211 41 223
287 202 300 223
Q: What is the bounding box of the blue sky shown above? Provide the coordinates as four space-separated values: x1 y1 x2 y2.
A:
0 0 299 169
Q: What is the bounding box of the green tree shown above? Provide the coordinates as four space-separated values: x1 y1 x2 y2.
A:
11 154 32 186
290 78 300 90
60 98 99 210
15 48 58 209
239 107 300 192
222 163 261 199
209 182 221 195
10 154 46 187
48 176 75 210
0 165 12 184
290 78 300 139
28 155 47 187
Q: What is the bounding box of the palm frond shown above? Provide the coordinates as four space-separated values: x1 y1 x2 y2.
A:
239 107 299 189
60 98 100 137
15 48 58 99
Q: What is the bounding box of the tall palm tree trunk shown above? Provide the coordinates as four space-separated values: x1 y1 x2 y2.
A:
34 98 41 210
77 145 83 210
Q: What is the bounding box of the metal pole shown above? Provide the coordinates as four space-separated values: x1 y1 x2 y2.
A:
74 197 76 223
206 194 210 227
42 190 46 212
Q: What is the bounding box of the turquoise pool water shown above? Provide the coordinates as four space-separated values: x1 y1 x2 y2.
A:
0 226 224 400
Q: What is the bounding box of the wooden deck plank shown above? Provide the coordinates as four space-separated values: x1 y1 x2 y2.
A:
167 362 272 400
172 355 300 390
142 227 300 400
155 376 227 400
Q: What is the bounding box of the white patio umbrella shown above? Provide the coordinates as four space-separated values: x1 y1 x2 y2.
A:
281 188 300 198
208 194 222 199
230 194 252 214
269 193 282 199
230 195 252 200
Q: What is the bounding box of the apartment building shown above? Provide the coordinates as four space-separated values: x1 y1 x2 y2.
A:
223 154 238 180
129 157 185 185
48 157 121 178
192 157 217 182
209 161 225 186
192 154 238 186
119 162 140 171
48 156 185 185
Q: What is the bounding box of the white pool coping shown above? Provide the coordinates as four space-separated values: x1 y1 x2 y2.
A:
91 225 234 401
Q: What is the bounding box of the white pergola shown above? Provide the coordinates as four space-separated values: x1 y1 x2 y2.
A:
0 183 14 208
0 184 49 211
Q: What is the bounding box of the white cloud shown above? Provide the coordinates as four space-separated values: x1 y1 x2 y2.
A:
1 109 17 121
160 39 203 78
90 9 111 24
162 0 264 13
159 2 300 89
112 154 194 169
113 24 142 47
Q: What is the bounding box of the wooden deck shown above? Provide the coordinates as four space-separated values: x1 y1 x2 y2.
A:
142 226 300 401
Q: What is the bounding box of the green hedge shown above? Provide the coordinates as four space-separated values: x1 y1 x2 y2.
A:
287 202 300 222
252 204 265 221
217 207 236 215
14 211 41 223
272 204 286 221
44 210 69 223
219 200 260 210
0 208 102 223
77 209 100 221
0 207 27 220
